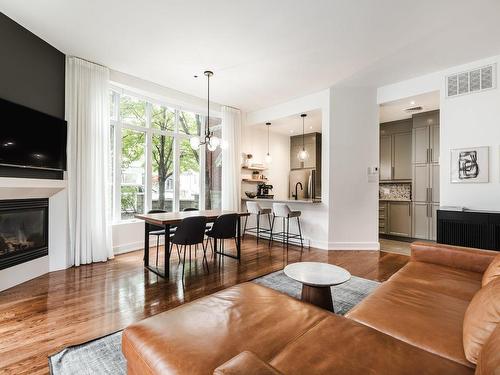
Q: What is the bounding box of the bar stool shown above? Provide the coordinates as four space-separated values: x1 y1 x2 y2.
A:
270 203 304 249
242 201 272 243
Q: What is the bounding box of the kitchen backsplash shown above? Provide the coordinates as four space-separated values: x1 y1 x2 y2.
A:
379 183 411 201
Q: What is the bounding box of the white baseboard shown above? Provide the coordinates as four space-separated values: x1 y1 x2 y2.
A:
113 241 144 255
328 242 380 251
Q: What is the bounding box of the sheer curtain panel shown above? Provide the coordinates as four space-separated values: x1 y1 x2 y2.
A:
221 106 242 211
66 57 113 266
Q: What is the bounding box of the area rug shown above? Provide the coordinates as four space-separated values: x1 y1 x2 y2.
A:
49 272 379 374
253 270 380 315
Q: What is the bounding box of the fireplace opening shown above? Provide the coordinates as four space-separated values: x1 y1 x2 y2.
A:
0 199 48 270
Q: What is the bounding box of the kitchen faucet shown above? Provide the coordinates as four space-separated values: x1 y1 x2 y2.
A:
292 182 303 200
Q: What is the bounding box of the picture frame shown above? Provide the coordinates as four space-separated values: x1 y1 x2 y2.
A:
450 146 489 183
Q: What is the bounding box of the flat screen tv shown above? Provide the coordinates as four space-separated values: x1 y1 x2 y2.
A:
0 98 67 171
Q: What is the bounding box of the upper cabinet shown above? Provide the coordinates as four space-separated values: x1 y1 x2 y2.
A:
290 133 321 170
379 119 412 181
412 110 439 164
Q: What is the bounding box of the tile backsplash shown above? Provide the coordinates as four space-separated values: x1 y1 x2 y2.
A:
379 183 411 201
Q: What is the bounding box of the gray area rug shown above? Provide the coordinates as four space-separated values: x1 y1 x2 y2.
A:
49 271 379 374
253 270 380 315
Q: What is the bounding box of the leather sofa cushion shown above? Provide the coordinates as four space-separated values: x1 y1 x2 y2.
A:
122 283 330 375
463 277 500 364
388 261 482 301
474 323 500 375
269 315 473 375
213 351 283 375
411 242 497 273
346 262 475 367
482 253 500 287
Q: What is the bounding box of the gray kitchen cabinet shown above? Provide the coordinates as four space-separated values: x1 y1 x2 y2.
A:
431 125 440 163
413 126 429 164
393 132 412 180
379 130 411 181
380 135 392 181
290 144 302 170
388 201 411 237
412 202 430 239
411 110 440 240
413 164 429 202
431 164 440 203
379 201 387 234
290 133 321 170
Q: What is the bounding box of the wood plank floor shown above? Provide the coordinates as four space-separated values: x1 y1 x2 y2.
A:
0 239 409 374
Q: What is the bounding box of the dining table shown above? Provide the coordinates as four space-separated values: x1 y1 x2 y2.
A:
135 210 250 278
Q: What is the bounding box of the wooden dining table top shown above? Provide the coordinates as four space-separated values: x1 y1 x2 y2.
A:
135 209 250 226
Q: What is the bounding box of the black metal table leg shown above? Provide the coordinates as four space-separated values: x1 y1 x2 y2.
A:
144 222 150 266
164 223 170 278
237 215 241 260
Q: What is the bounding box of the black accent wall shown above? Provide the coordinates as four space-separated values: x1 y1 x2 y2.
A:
0 13 65 119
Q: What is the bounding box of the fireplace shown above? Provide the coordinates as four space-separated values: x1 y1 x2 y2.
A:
0 199 48 270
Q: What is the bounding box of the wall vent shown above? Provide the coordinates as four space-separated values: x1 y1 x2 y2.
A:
446 63 496 98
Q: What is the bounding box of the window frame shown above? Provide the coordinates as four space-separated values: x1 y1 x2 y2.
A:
110 85 220 223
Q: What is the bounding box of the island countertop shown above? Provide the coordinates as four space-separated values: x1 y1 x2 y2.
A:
241 197 322 204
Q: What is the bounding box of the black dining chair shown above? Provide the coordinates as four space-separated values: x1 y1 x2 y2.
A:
205 213 239 258
170 216 208 279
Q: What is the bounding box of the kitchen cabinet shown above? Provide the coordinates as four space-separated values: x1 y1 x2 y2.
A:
411 110 440 240
379 202 387 234
388 201 412 237
379 135 392 181
379 119 412 181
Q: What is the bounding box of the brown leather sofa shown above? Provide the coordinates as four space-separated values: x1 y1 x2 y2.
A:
122 242 500 374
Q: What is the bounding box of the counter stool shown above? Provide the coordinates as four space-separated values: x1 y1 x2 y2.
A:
270 203 304 249
242 201 272 243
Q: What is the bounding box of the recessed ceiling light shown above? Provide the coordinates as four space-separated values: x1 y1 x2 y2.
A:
410 100 416 105
290 130 294 133
310 126 313 129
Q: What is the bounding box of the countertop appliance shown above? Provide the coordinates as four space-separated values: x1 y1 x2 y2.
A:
257 183 274 199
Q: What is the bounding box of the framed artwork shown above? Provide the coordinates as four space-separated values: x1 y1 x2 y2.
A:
450 146 489 183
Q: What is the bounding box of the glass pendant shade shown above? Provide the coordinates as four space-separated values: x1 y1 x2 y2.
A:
190 136 201 149
297 148 309 162
210 136 220 148
207 141 217 151
264 153 272 164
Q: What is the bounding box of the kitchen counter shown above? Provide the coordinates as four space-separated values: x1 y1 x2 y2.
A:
379 199 411 202
242 197 321 204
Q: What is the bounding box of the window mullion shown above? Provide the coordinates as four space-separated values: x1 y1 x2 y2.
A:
145 103 153 214
173 110 180 212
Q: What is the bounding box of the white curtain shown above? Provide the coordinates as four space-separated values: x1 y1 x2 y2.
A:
221 106 242 211
66 56 113 266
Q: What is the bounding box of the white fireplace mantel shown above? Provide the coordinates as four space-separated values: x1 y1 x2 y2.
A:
0 177 69 292
0 177 66 199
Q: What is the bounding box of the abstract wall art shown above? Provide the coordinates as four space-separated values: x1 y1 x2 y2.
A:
450 146 489 183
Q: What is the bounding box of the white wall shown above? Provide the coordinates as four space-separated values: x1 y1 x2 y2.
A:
245 89 335 249
112 220 145 254
241 128 290 199
378 54 500 211
328 86 380 250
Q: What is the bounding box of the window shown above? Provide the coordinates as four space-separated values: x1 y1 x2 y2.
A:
110 88 222 221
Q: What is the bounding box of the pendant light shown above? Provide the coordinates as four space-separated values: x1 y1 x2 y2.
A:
264 122 272 164
190 71 220 151
297 113 309 162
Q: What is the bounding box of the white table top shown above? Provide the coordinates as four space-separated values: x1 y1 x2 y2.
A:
284 262 351 287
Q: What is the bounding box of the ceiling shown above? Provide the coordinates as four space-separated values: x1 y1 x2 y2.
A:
2 0 500 111
253 109 322 135
379 91 439 123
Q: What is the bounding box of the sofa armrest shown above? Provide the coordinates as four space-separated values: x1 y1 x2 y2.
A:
213 351 283 375
410 241 497 273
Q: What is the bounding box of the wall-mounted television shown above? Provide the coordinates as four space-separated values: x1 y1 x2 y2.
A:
0 98 67 171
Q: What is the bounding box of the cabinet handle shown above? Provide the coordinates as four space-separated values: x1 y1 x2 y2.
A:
429 205 433 217
430 148 433 162
408 204 411 216
426 204 431 218
391 166 395 178
426 188 429 202
426 149 429 163
429 188 432 202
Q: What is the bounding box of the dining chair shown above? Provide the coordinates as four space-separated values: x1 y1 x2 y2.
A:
170 216 208 279
205 213 239 258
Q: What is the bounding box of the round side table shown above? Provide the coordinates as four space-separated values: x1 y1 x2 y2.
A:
284 262 351 312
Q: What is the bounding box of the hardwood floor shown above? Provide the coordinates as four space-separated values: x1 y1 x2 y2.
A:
0 239 409 374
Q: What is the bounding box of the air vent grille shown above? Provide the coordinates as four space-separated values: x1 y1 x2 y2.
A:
404 106 423 113
446 63 496 98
